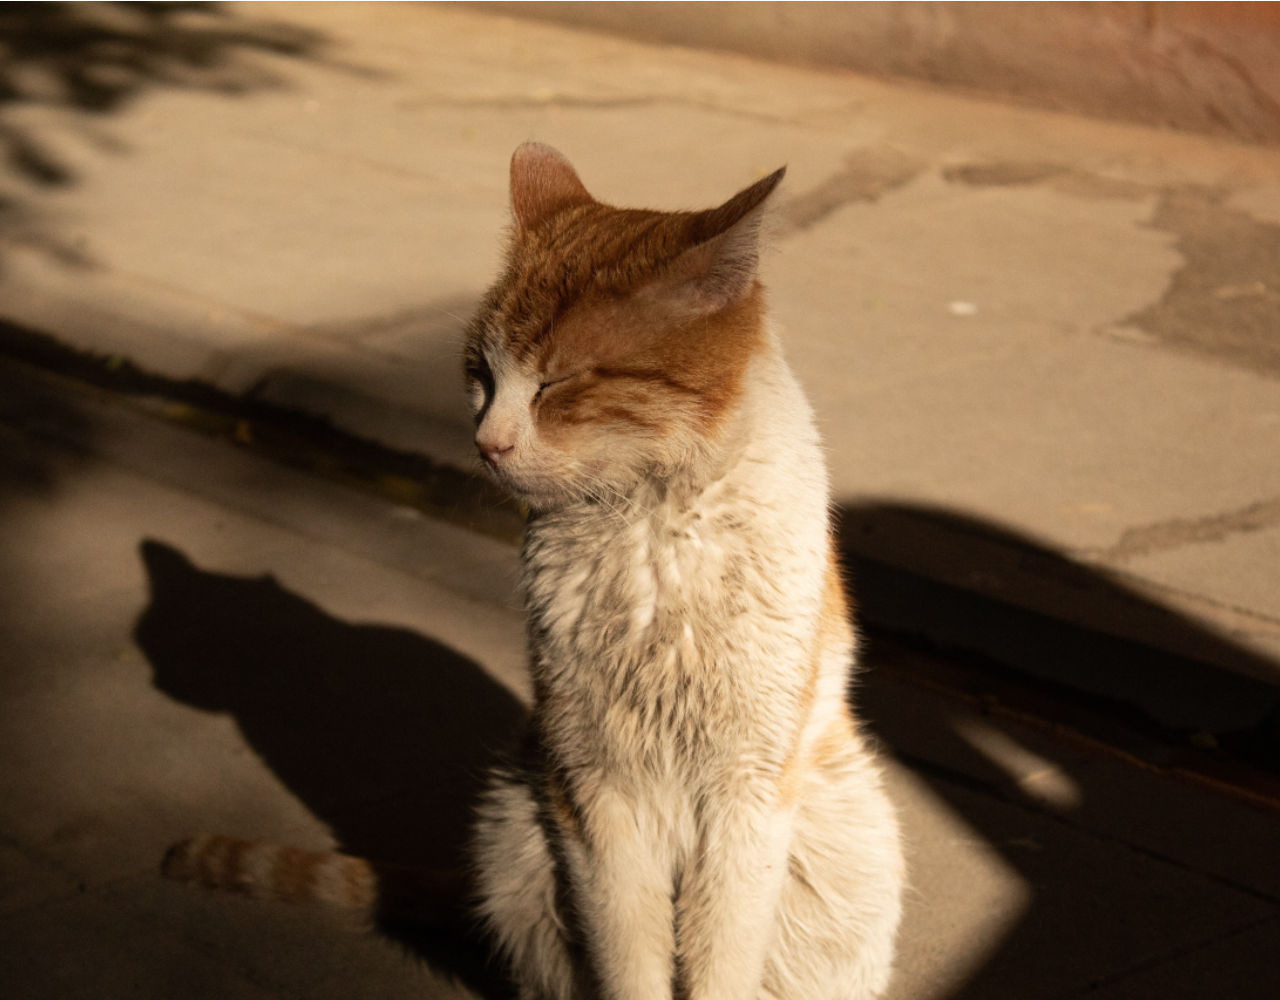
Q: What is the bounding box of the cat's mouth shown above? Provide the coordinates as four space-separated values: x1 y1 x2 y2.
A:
483 456 626 515
480 460 568 512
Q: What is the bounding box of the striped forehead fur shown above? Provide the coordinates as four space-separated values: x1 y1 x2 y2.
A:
466 159 785 442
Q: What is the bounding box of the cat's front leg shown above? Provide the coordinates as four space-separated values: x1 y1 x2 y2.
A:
675 782 795 1000
562 782 679 1000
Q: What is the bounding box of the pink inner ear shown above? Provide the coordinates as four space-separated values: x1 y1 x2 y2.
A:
510 143 594 232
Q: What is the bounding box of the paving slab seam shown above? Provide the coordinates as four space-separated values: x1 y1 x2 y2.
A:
1048 911 1280 1000
0 357 526 633
1077 562 1280 637
400 90 811 127
872 634 1280 815
896 752 1280 907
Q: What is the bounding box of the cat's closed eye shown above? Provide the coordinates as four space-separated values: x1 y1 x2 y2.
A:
465 356 495 419
535 369 590 401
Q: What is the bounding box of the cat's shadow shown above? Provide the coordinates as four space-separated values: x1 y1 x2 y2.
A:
134 539 523 998
134 514 1278 1000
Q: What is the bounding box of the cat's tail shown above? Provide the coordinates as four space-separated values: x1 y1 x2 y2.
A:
162 834 469 926
162 834 377 909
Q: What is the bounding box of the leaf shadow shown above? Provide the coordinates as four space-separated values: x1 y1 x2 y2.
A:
0 2 334 265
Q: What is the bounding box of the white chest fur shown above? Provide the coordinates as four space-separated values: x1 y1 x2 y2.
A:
522 341 832 773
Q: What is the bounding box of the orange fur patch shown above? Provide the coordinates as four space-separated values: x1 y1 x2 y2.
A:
533 287 765 447
810 712 858 772
465 159 782 452
776 544 857 805
548 770 586 845
269 846 323 902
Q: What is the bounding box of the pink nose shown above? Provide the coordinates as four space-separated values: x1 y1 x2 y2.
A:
477 436 514 466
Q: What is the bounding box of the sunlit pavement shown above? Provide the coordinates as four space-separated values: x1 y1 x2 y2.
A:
0 4 1278 998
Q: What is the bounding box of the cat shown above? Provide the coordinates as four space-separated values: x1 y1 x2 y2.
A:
161 143 905 1000
466 143 903 1000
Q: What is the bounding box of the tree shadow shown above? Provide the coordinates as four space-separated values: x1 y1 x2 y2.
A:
0 2 331 263
133 539 524 999
836 501 1280 999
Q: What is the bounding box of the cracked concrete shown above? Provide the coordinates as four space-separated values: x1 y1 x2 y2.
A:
1102 498 1280 562
1129 186 1280 376
780 146 922 232
0 2 1277 689
2 353 1278 999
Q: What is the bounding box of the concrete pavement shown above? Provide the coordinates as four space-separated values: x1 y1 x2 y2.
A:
1 352 1277 999
0 2 1277 717
0 4 1278 997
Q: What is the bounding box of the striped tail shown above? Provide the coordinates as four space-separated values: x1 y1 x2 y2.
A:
164 834 510 997
162 834 378 910
161 834 471 928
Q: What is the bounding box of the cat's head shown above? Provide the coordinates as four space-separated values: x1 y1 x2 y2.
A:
464 143 784 512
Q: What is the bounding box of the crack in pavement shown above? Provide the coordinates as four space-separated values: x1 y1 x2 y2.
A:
903 752 1280 908
778 146 921 233
1052 911 1280 1000
1096 498 1280 562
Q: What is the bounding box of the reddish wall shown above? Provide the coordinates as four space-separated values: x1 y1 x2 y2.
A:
466 1 1280 144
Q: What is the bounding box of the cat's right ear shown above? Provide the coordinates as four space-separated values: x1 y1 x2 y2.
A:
510 143 594 233
654 166 786 313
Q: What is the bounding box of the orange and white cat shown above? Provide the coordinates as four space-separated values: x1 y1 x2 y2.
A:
467 144 903 1000
163 143 904 1000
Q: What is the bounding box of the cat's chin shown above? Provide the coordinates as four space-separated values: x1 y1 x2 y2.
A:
488 467 635 515
482 466 574 513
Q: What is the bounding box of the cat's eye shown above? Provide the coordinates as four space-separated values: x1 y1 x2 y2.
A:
465 353 494 389
534 369 588 401
467 356 495 393
465 354 496 420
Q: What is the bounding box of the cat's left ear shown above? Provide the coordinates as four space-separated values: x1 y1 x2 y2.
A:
662 166 786 312
510 142 595 233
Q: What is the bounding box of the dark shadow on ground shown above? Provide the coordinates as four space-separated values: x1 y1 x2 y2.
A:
0 354 98 513
129 505 1280 1000
836 501 1280 757
134 540 523 999
0 2 328 262
836 501 1280 1000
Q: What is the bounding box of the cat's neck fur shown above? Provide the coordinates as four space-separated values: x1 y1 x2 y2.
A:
521 323 832 775
526 324 826 550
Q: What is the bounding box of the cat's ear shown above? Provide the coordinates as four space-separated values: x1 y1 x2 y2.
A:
510 143 594 233
661 166 786 312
